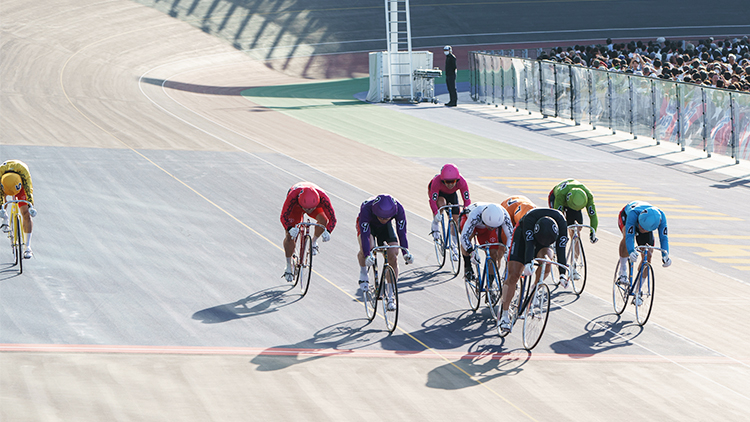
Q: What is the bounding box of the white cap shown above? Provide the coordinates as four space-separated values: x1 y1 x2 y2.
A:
444 45 451 51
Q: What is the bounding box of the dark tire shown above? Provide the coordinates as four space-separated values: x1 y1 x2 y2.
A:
485 258 502 321
464 261 481 312
634 262 655 326
568 236 586 295
613 260 629 315
433 214 446 269
15 213 23 274
522 283 550 350
382 265 399 333
298 235 313 296
364 262 380 322
447 219 461 277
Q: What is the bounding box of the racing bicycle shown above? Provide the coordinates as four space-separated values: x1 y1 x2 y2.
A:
364 244 410 333
432 204 461 277
613 245 666 326
3 200 30 274
555 223 594 295
289 218 326 297
498 257 569 350
464 242 506 320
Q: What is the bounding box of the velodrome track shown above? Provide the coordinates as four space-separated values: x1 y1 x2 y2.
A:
2 1 750 421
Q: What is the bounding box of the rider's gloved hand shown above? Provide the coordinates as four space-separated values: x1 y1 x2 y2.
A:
0 209 6 219
433 213 442 224
404 253 414 265
629 251 639 263
662 253 672 268
471 249 481 266
365 255 376 267
28 206 37 218
321 229 331 242
589 231 598 244
522 263 534 277
288 227 299 239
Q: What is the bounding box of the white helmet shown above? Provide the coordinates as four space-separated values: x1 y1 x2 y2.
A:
481 204 504 228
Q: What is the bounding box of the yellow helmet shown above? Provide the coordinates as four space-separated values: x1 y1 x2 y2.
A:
1 173 22 196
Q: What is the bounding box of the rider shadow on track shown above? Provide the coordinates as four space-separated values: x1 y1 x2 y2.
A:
1 263 21 280
549 314 644 356
191 285 301 324
398 264 453 293
250 319 385 372
426 347 531 390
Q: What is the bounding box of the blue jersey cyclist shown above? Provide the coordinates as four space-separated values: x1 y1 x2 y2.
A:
617 201 671 284
498 208 568 333
356 195 413 304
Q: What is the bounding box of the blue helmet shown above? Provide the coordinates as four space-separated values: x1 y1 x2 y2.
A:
638 207 661 232
372 194 397 219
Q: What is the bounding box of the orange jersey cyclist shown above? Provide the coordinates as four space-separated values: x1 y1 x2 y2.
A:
280 182 337 282
1 160 37 259
459 203 513 282
356 194 413 301
548 178 599 244
499 208 568 333
428 163 471 239
617 201 671 284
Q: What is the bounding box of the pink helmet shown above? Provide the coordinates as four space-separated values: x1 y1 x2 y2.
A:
298 187 320 209
440 163 460 180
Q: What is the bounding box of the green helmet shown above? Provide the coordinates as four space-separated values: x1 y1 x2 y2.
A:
567 188 587 211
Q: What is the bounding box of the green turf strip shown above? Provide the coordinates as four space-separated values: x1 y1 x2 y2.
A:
241 73 551 160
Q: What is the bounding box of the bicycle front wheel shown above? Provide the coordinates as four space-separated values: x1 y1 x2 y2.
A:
381 265 399 333
364 265 380 322
298 235 313 296
523 283 550 350
485 258 502 320
634 262 655 326
14 213 23 274
569 236 587 295
612 260 629 315
433 215 446 269
464 263 481 311
447 219 461 277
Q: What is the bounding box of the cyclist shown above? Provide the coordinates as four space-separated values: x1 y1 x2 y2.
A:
498 208 568 333
548 179 599 284
459 203 513 282
280 182 336 282
501 195 537 227
357 194 413 310
617 201 671 285
1 160 37 259
428 163 471 241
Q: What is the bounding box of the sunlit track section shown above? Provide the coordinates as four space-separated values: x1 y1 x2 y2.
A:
671 235 750 272
480 177 742 220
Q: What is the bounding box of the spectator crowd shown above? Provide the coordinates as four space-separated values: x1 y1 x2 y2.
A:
538 36 750 92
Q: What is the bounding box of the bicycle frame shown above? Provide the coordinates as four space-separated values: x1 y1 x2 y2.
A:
561 223 594 295
290 218 326 296
466 242 506 318
613 245 665 326
364 244 409 333
433 204 461 276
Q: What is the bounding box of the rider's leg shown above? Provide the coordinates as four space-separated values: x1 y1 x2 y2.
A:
20 204 33 251
387 241 400 281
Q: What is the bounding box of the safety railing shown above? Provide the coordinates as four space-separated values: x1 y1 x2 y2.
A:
469 51 750 163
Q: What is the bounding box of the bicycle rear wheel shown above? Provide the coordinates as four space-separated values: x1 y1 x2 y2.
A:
569 236 587 295
612 260 629 315
447 219 461 277
14 213 23 274
298 235 313 296
464 263 481 311
485 258 502 320
433 215 446 269
381 265 399 333
634 262 655 326
523 283 550 350
364 264 380 322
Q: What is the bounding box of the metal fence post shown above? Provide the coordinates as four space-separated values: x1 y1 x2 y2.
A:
730 92 739 164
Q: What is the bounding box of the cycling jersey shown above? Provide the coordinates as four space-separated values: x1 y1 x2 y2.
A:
459 202 513 252
280 182 336 232
620 201 669 255
358 196 408 257
501 195 536 227
549 179 598 232
0 160 34 206
509 208 568 274
428 173 470 215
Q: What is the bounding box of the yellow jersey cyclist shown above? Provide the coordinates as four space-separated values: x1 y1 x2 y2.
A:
499 208 568 333
617 201 671 284
1 160 37 259
459 203 513 281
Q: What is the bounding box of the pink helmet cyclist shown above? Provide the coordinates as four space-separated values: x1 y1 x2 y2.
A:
298 187 320 210
440 163 460 181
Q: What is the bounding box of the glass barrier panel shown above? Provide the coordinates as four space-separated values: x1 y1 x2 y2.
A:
679 83 706 151
540 61 556 116
631 76 654 139
609 73 630 134
734 93 750 161
591 70 609 128
571 66 590 124
653 79 678 143
556 64 572 120
704 89 732 157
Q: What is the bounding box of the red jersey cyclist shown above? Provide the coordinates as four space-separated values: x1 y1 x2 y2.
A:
280 182 337 282
459 203 513 282
499 208 568 333
428 163 471 240
617 201 671 285
357 194 413 309
1 160 37 259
